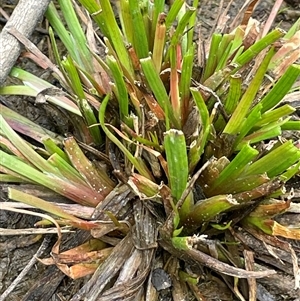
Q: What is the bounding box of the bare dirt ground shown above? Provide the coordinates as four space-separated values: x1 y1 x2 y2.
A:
0 1 299 300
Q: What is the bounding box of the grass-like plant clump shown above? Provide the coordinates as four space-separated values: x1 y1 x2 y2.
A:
0 0 299 300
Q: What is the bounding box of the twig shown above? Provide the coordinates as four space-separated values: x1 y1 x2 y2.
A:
159 235 277 279
0 227 73 236
0 0 51 85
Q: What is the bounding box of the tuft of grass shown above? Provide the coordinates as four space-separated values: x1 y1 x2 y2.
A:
1 0 300 298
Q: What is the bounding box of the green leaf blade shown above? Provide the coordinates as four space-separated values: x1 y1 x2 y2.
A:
164 129 188 202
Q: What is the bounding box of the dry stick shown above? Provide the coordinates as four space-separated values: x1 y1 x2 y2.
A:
0 0 51 85
0 237 51 301
0 227 73 236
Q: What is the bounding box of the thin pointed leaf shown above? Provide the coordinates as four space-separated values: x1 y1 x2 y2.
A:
232 28 284 68
140 57 178 127
165 0 185 28
8 188 96 230
254 104 295 127
224 47 276 134
107 55 129 120
203 34 222 81
244 141 300 178
189 88 211 171
0 115 58 174
0 104 63 145
45 2 78 61
57 0 93 71
99 94 154 180
99 0 133 75
0 151 100 206
260 64 300 113
129 0 149 58
180 45 195 124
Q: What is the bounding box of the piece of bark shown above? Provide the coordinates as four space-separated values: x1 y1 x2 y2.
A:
0 0 51 85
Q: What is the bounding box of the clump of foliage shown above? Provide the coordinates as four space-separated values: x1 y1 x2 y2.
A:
1 0 300 300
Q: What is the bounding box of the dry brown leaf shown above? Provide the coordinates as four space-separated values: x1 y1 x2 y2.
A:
270 31 300 78
243 18 260 49
39 239 113 279
241 0 260 26
269 221 300 240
